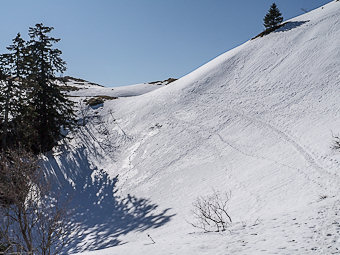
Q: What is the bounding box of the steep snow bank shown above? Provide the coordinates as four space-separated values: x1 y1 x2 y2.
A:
44 1 340 254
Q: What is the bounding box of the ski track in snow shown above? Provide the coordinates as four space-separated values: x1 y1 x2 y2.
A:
44 2 340 254
229 108 340 193
175 90 340 195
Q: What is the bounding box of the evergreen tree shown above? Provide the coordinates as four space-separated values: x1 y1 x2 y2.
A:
6 34 38 150
0 59 11 150
0 34 27 150
0 25 75 152
26 24 75 152
263 3 284 29
6 33 28 80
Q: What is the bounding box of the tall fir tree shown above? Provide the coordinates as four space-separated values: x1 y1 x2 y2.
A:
7 34 38 150
0 56 12 150
27 24 75 152
0 34 27 150
263 3 284 29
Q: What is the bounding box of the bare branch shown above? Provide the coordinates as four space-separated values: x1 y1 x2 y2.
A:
0 149 71 254
190 190 232 232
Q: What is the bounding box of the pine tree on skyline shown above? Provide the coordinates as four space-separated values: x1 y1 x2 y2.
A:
263 3 284 29
0 33 27 149
0 24 75 153
27 23 75 152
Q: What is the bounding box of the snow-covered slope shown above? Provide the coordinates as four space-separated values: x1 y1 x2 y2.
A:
44 1 340 254
61 76 175 98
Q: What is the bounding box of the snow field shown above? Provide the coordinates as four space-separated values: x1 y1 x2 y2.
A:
44 1 340 254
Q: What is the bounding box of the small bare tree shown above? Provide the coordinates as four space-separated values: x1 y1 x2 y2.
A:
332 135 340 150
0 149 71 255
190 190 232 232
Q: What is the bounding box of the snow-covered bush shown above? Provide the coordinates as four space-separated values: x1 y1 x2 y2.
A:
190 191 232 232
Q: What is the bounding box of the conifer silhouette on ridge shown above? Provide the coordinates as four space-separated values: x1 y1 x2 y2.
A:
27 23 75 152
263 3 284 29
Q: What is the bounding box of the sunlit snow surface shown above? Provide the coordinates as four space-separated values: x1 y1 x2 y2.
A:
43 1 340 254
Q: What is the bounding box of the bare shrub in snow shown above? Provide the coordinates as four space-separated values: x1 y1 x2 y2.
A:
332 135 340 150
190 191 232 232
0 149 71 255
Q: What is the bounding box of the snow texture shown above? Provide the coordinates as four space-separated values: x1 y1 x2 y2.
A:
43 1 340 254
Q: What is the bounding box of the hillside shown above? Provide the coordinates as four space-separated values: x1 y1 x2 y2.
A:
60 76 176 98
43 1 340 254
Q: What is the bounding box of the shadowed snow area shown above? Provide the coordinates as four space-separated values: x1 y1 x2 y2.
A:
276 20 310 32
42 144 175 254
44 1 340 254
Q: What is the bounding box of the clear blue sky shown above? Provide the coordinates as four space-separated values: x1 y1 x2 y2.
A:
0 0 331 86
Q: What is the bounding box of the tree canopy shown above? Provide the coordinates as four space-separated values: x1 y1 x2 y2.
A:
263 3 284 29
0 24 75 153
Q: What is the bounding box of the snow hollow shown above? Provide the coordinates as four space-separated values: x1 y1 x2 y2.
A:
43 1 340 254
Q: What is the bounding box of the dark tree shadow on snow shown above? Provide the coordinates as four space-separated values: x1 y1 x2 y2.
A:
252 20 309 39
275 20 309 32
41 146 175 254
